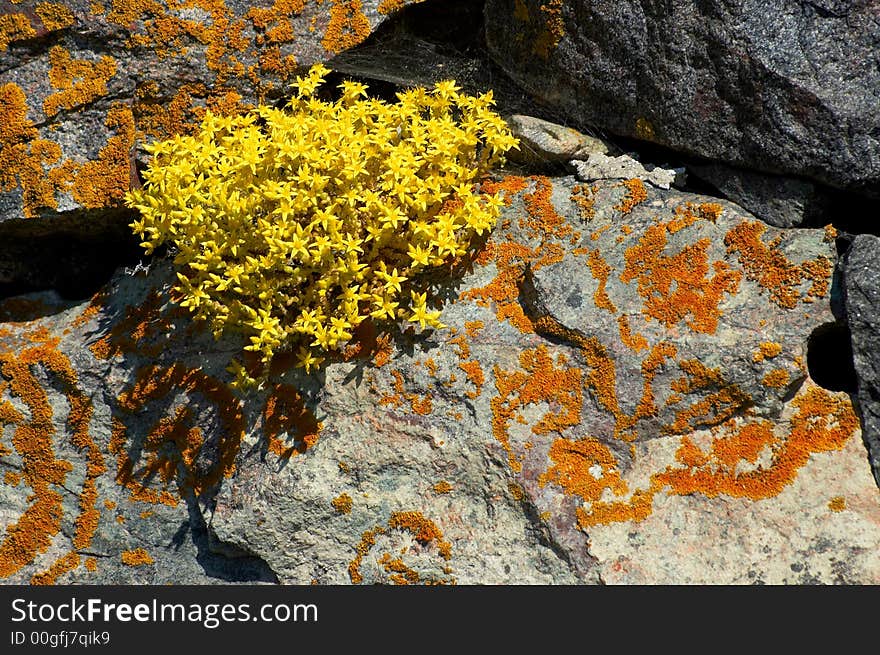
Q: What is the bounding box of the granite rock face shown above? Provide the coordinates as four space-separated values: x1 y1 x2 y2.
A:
2 174 878 585
485 0 880 198
844 234 880 488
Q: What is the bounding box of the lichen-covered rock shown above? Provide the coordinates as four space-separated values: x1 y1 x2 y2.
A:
485 0 880 198
844 234 880 488
2 174 879 585
0 0 419 225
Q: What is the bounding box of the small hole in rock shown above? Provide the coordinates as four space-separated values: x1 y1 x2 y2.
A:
806 322 858 393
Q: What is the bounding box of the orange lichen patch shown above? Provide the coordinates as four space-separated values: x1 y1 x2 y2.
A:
576 487 657 528
3 471 22 486
0 13 35 52
570 184 596 220
522 176 571 241
377 0 413 14
380 370 433 415
432 480 452 495
613 178 648 214
372 333 394 367
120 548 154 566
262 383 320 460
753 341 782 363
35 3 76 30
113 363 243 501
828 496 846 512
0 341 104 582
31 552 80 585
71 103 134 209
539 436 628 502
388 511 452 560
449 334 471 360
458 360 484 399
531 314 675 441
348 511 452 585
0 82 70 217
134 81 208 140
424 358 437 377
724 220 833 309
664 359 751 434
824 224 838 242
139 510 153 519
44 46 118 117
321 0 371 53
491 346 582 472
655 383 857 500
88 291 175 360
464 320 484 339
761 368 790 389
617 315 648 352
622 221 741 334
533 0 564 59
84 557 98 572
332 493 353 514
115 514 125 524
587 249 617 313
480 175 529 206
70 291 107 329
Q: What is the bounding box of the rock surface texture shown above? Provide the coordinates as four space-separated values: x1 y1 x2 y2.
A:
2 175 878 584
844 235 880 488
485 0 880 197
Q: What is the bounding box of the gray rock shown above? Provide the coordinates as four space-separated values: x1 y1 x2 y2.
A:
689 163 829 228
505 114 608 167
844 234 880 487
485 0 880 198
2 174 879 585
571 153 685 189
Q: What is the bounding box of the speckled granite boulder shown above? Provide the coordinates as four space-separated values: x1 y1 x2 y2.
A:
485 0 880 198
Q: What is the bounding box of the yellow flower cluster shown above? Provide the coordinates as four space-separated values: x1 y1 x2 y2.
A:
126 64 517 384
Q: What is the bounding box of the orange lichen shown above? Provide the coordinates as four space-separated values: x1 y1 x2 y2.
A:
348 511 452 584
0 82 69 217
614 178 648 214
491 346 582 472
587 249 617 313
621 222 741 334
120 548 154 566
262 383 321 460
432 480 452 494
380 370 432 415
113 363 243 502
539 436 628 502
377 0 412 14
753 341 782 363
570 184 596 220
762 368 790 388
617 314 648 352
84 557 98 572
44 46 118 117
321 0 371 53
0 13 35 52
71 103 134 209
0 340 103 582
664 359 751 434
459 360 484 399
464 320 484 339
533 0 564 59
332 493 353 514
35 3 76 30
656 383 857 500
828 496 846 512
3 471 21 486
724 220 833 309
